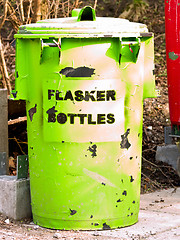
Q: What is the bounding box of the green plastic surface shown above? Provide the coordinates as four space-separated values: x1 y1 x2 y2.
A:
12 7 156 230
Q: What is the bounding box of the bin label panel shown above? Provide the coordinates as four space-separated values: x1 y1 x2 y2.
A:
43 78 125 142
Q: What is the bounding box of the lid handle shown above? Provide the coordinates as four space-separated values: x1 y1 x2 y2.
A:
77 6 96 21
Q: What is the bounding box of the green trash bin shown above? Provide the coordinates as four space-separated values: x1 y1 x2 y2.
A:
12 6 157 230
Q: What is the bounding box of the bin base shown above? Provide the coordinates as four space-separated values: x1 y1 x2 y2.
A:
32 213 139 230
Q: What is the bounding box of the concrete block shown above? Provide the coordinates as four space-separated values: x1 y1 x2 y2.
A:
0 176 32 220
156 145 180 176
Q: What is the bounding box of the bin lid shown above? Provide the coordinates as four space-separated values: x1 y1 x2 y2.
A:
15 6 152 39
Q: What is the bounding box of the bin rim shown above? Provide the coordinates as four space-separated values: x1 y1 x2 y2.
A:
14 16 151 39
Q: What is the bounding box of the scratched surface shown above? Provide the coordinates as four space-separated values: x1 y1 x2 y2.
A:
12 7 156 230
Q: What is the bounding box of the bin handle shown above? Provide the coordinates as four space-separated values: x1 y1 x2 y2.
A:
77 6 96 21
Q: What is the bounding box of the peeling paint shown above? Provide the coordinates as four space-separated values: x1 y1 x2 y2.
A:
94 223 99 226
28 104 37 121
120 129 131 149
59 66 95 77
169 51 179 60
12 91 18 98
103 222 111 230
130 176 134 182
122 190 127 196
87 144 97 158
46 106 58 122
46 106 57 114
70 209 77 215
83 168 116 188
119 53 122 65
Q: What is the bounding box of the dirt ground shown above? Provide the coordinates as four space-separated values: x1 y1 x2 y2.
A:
0 0 180 237
0 215 103 240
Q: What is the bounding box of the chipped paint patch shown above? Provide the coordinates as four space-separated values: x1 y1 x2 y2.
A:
12 91 18 99
28 104 37 121
83 168 117 188
120 129 131 149
130 176 134 182
94 223 99 226
87 144 97 157
169 52 179 60
102 222 111 230
70 209 77 215
59 66 95 77
122 190 127 196
46 106 58 122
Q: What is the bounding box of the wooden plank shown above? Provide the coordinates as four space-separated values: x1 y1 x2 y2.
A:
8 116 27 125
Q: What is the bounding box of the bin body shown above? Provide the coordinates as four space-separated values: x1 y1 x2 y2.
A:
165 0 180 134
13 7 156 230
